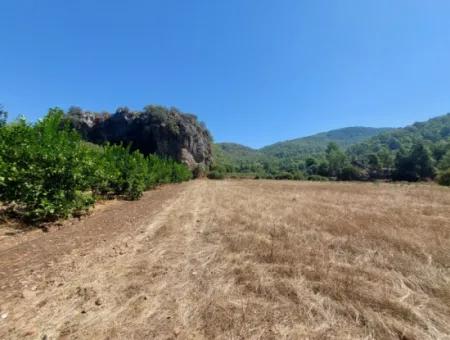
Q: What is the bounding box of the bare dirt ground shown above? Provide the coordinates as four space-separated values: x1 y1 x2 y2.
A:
0 180 449 339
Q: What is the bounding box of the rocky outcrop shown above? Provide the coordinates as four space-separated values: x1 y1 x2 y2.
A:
66 105 213 170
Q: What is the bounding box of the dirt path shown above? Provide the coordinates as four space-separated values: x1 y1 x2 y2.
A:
0 180 208 339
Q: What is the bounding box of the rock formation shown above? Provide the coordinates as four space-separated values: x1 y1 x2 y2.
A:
66 105 213 170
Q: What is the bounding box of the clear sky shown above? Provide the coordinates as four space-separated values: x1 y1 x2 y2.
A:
1 0 450 148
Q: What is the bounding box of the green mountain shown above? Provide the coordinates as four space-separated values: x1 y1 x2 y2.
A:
260 127 393 159
348 114 450 162
215 126 393 165
213 143 262 165
213 114 450 182
214 143 261 160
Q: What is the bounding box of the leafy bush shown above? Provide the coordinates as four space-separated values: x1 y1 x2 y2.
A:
0 108 192 222
307 175 329 181
438 149 450 170
437 169 450 186
0 110 95 221
170 161 192 183
207 170 225 180
207 164 226 180
338 166 361 181
393 143 435 182
91 144 151 200
292 172 306 180
192 164 207 178
274 172 294 180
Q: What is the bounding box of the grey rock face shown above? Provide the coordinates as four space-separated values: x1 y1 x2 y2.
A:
67 105 213 170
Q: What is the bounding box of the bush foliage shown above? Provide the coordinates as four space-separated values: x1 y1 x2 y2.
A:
437 169 450 186
207 171 225 180
0 108 191 222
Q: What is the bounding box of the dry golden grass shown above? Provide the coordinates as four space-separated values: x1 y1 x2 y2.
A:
199 180 450 339
0 180 449 339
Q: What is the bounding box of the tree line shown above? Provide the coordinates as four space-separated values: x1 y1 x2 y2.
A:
211 114 450 186
212 140 449 185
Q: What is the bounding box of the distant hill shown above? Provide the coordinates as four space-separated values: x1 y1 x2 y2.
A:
348 113 450 160
213 114 450 182
213 143 262 165
215 126 393 164
211 113 450 184
215 143 261 159
260 127 394 159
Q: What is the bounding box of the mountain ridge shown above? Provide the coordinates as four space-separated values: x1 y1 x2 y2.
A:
212 113 450 182
215 126 394 164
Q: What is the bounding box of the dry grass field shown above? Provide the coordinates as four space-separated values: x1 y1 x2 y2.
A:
0 180 449 339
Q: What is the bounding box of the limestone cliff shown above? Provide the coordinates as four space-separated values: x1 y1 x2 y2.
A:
67 105 213 170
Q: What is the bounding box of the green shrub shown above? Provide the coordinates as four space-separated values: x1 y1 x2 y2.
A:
96 145 152 200
338 166 361 181
0 108 192 222
307 175 329 181
192 164 206 178
171 161 192 183
437 169 450 186
207 170 225 180
0 110 95 221
274 172 294 180
292 172 306 180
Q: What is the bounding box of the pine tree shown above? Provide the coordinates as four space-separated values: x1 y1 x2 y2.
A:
326 142 347 178
394 142 435 181
410 142 435 179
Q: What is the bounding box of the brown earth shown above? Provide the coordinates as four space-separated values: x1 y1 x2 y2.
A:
0 180 449 339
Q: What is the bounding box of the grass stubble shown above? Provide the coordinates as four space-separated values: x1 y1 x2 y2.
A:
194 180 450 339
0 180 449 339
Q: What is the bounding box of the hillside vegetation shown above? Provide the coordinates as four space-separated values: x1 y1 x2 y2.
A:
215 127 390 167
212 143 262 170
348 114 450 164
347 114 450 181
213 114 450 184
261 126 393 158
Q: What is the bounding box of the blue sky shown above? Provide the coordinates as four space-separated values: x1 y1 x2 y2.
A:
1 0 450 148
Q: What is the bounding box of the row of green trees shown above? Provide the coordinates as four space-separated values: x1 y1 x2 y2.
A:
321 141 444 182
212 114 450 185
213 141 450 185
0 108 192 222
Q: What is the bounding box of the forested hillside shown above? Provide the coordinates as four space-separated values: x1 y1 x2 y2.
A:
348 114 450 163
214 127 391 173
260 127 393 158
346 113 450 183
212 114 450 185
213 143 262 170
